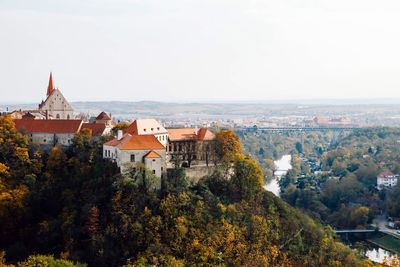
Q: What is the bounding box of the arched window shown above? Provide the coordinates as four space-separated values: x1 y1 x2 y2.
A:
67 114 70 120
56 114 60 119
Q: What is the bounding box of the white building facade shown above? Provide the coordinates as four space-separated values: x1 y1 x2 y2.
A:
103 132 166 179
377 171 398 189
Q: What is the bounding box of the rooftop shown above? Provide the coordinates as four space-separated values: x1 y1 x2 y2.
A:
125 119 167 135
14 119 83 134
378 171 396 178
144 150 162 158
96 111 111 120
104 134 164 150
81 123 106 136
168 128 215 141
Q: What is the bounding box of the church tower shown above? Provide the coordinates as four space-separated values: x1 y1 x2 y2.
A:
39 72 74 120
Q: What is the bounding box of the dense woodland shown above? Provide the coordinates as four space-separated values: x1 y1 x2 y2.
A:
0 115 398 266
240 128 400 230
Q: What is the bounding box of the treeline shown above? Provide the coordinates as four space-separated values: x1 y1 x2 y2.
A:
0 116 376 266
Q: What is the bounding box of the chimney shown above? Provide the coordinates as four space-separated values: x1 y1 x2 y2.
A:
117 130 123 140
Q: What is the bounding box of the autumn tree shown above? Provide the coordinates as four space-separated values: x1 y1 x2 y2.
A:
215 130 242 162
230 156 264 201
111 122 129 135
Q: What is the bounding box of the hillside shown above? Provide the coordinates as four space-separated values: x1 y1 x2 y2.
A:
0 115 379 266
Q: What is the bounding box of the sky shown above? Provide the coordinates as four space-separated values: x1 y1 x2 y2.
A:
1 0 400 103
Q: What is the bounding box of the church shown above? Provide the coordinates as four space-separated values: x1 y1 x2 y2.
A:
38 72 74 120
8 72 75 120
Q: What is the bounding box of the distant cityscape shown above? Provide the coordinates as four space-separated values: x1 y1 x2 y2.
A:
4 100 400 129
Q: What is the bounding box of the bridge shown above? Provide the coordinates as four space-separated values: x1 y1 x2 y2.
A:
335 229 376 234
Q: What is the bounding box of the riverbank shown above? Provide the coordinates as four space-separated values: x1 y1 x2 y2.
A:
368 235 400 254
264 154 292 196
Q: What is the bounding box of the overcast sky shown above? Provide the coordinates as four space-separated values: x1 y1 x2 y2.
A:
1 0 400 103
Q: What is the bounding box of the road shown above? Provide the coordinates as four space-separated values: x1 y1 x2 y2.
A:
372 215 400 239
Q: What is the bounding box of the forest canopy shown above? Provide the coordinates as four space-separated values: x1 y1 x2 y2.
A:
0 117 379 266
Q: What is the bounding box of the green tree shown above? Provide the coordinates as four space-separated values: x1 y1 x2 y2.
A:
111 122 130 135
295 142 303 154
230 157 264 201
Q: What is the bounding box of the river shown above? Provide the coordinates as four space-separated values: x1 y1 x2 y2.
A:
263 154 396 263
264 154 292 196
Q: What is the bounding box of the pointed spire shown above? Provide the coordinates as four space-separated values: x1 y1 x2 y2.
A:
47 72 54 97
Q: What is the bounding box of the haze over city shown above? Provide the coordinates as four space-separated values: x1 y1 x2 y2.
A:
2 0 400 103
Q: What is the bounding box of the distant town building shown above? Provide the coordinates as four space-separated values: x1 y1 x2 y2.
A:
377 171 398 189
313 116 352 126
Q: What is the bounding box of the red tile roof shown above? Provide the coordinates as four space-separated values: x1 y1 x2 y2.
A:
96 111 111 120
168 128 197 141
81 123 106 136
125 119 167 135
47 72 54 97
197 128 215 141
104 134 164 150
144 151 161 158
168 128 215 141
14 119 83 134
378 171 396 178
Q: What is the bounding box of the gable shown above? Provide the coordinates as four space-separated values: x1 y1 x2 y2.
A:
126 119 167 135
39 89 73 111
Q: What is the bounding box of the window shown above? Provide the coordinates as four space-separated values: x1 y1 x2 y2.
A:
56 114 60 119
144 128 147 132
67 114 70 119
157 127 160 130
43 139 46 143
130 154 135 162
153 170 156 174
151 128 154 131
152 159 156 162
